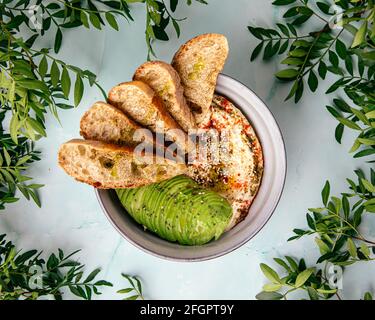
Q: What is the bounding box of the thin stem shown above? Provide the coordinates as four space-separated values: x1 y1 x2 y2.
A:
265 34 312 41
295 27 326 82
161 0 187 22
298 0 329 24
352 236 375 245
301 29 344 78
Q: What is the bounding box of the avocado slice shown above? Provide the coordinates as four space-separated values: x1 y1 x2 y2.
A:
116 175 232 246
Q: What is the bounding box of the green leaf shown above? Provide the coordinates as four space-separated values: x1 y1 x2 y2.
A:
361 179 375 193
321 181 330 206
94 280 113 287
307 287 319 300
352 21 367 48
17 80 49 92
105 12 119 31
263 283 282 292
329 50 339 67
308 70 318 92
351 108 369 125
342 195 350 218
364 292 373 300
316 288 337 294
347 238 357 258
39 56 48 77
345 55 353 75
90 13 102 29
360 243 370 258
281 57 304 66
275 68 299 80
295 268 313 287
172 19 180 37
335 123 344 144
335 39 347 59
74 75 84 106
285 256 298 271
289 49 307 57
354 149 375 158
315 237 330 255
251 42 264 61
366 110 375 119
117 288 133 294
9 114 19 144
260 263 280 283
51 61 60 87
318 61 327 79
61 67 71 98
80 11 90 28
333 99 351 113
272 0 297 5
27 118 46 137
3 148 11 166
358 138 375 146
337 118 361 130
84 268 101 283
54 28 62 53
255 291 283 300
170 0 178 11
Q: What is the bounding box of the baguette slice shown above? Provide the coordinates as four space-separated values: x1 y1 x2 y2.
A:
172 34 229 125
80 101 153 147
133 61 196 132
108 81 193 153
58 139 187 189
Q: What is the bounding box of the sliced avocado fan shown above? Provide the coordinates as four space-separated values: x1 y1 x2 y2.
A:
116 175 232 246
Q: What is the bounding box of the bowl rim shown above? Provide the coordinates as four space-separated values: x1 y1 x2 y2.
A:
95 73 287 262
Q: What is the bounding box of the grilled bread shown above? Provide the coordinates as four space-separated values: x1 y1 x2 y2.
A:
80 101 153 147
58 139 187 189
172 34 229 125
108 81 193 153
133 61 196 132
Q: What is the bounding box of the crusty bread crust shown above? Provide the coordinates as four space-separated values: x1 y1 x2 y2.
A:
80 101 152 147
108 81 180 131
133 61 197 132
108 81 193 153
172 33 229 125
58 139 187 189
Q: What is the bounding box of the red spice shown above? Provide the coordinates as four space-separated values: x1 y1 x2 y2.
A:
201 119 212 129
220 98 233 113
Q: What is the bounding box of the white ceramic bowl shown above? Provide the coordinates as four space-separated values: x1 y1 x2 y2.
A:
96 74 286 261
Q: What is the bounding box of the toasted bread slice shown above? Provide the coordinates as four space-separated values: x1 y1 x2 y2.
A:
80 101 153 147
133 61 196 132
108 81 193 153
58 139 187 189
172 34 229 125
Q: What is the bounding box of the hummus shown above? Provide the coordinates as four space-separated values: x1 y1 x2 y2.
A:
188 94 264 230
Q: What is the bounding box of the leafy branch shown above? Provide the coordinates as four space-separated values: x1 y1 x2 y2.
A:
289 169 375 265
142 0 208 59
117 273 145 300
0 234 113 300
0 0 206 210
256 257 341 300
257 169 375 300
248 0 375 160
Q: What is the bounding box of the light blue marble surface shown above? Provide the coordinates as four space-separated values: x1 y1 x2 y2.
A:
1 0 374 300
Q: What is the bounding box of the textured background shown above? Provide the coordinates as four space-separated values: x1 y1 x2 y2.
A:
1 0 374 299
